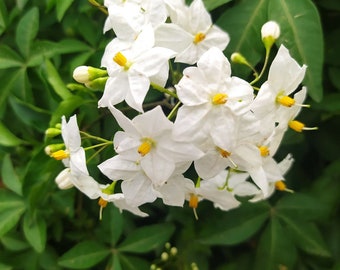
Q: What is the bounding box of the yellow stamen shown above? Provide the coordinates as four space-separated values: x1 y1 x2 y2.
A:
189 194 199 220
275 180 294 193
217 147 231 158
258 145 270 157
212 93 228 105
98 197 108 221
138 139 153 156
50 150 69 160
193 32 206 44
289 120 305 132
113 52 131 70
276 95 295 107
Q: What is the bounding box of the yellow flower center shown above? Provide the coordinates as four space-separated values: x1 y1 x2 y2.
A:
289 120 305 132
50 150 69 160
275 180 294 193
258 145 270 157
212 93 228 105
276 94 295 107
98 197 108 208
193 32 206 44
113 52 132 70
138 138 154 156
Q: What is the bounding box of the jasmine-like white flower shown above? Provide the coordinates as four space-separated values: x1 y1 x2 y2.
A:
103 0 167 40
173 47 254 144
107 104 203 186
251 45 307 119
261 21 280 50
155 0 229 64
99 24 175 112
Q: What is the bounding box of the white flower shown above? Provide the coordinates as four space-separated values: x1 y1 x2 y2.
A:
250 45 307 119
173 47 254 145
99 24 175 112
103 0 167 40
155 0 229 64
261 21 280 50
107 104 203 186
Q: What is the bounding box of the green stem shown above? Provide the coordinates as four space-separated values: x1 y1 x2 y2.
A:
83 142 112 151
80 131 111 143
250 47 271 86
88 0 108 15
150 82 178 99
167 101 181 120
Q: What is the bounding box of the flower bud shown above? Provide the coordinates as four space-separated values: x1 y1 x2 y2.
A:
55 168 74 189
261 21 280 50
85 77 108 90
73 66 108 84
45 127 61 138
44 143 65 155
231 52 248 65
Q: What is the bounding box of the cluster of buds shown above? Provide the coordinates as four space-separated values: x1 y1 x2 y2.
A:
46 0 316 218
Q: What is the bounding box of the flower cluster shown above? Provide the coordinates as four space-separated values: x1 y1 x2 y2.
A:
46 0 316 218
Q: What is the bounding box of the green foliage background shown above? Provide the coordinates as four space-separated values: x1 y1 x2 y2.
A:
0 0 339 269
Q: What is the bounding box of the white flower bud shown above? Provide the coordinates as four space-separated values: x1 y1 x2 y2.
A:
261 21 280 40
73 66 90 83
261 21 280 50
55 168 74 190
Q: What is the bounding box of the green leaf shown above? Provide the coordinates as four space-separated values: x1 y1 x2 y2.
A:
0 122 23 147
15 7 39 58
57 39 92 54
118 223 175 253
56 0 75 21
278 215 331 257
44 59 73 100
0 0 8 36
0 263 12 270
0 231 30 251
0 190 26 237
254 217 297 270
9 96 50 132
276 193 330 222
268 0 324 102
49 96 92 127
23 213 46 253
118 254 150 270
311 93 340 112
0 45 23 69
0 70 24 116
198 202 270 245
58 241 110 269
27 40 61 67
1 154 22 196
203 0 233 11
217 0 268 76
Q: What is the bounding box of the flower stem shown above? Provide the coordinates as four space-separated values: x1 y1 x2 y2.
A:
167 101 181 120
80 131 111 143
250 47 271 86
150 82 178 99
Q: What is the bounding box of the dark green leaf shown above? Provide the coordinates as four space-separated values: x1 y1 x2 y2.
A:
49 95 93 126
203 0 233 11
0 0 8 35
217 0 268 76
44 59 73 100
278 215 331 257
269 0 324 102
311 93 340 112
199 202 270 245
0 231 30 251
0 190 26 237
8 96 50 132
57 39 92 54
56 0 75 21
0 45 23 69
15 7 39 58
254 217 297 270
0 122 23 147
1 154 22 196
23 213 47 253
27 40 62 67
118 223 175 253
58 240 110 269
0 70 24 117
118 254 150 270
276 193 330 221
